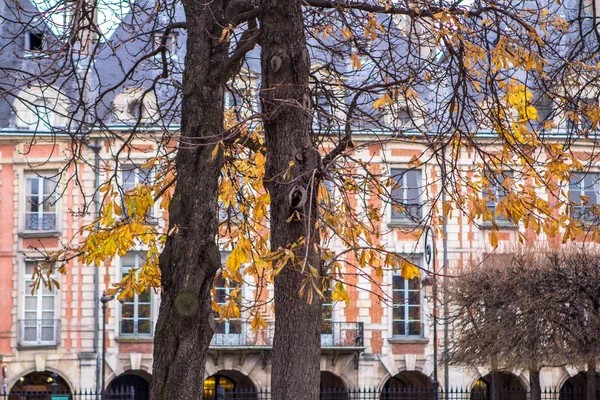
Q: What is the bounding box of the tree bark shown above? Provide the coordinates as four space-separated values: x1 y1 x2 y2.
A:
149 1 229 398
529 368 541 400
587 360 596 400
259 1 323 400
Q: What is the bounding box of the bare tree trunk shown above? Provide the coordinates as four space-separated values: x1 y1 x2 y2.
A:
529 369 541 400
149 1 229 398
587 360 596 400
259 1 323 400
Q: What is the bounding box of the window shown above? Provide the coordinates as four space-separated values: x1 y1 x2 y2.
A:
322 287 333 335
390 168 422 222
25 174 58 232
26 32 44 51
121 165 155 219
20 261 58 346
153 31 177 55
213 274 242 335
392 272 422 336
113 88 158 123
313 88 334 128
34 100 53 131
567 97 598 133
481 171 513 224
120 253 153 336
569 172 599 221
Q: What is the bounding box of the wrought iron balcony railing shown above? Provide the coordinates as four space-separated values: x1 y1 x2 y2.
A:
209 321 364 349
17 319 61 347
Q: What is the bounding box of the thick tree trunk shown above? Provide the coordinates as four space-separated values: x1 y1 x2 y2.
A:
259 1 323 400
587 360 596 400
149 2 229 399
529 368 541 400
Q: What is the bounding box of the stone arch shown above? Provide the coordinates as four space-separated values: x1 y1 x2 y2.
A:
379 371 433 400
470 371 527 400
113 88 158 123
108 370 152 400
321 370 348 399
8 369 73 395
559 371 600 399
13 86 70 130
204 369 257 399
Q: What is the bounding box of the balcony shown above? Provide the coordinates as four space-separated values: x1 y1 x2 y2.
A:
209 321 364 350
17 319 60 348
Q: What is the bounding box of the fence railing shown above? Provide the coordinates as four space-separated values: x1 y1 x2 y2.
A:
209 321 364 348
17 319 60 347
2 387 134 400
201 387 589 400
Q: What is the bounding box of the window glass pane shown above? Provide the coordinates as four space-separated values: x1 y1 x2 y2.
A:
121 320 134 334
41 214 56 230
27 178 39 195
42 296 54 310
139 289 151 303
138 304 151 319
406 170 420 204
138 320 152 334
122 304 134 318
26 196 39 212
228 320 241 334
41 327 54 341
392 306 404 320
25 311 37 320
408 278 420 290
393 321 405 336
408 321 421 336
408 306 420 321
392 290 404 303
41 311 54 320
408 292 420 305
25 297 37 311
392 275 404 290
43 177 56 195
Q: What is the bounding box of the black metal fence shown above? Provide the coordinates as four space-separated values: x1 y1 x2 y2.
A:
202 387 590 400
2 387 135 400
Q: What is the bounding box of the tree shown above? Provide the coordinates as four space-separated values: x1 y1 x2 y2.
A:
447 248 600 400
2 0 600 397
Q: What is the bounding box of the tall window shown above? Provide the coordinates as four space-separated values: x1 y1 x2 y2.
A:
120 253 153 336
322 287 333 335
213 274 242 335
25 174 58 231
21 261 58 346
392 271 422 337
569 172 599 221
483 171 512 223
390 168 422 222
122 165 154 219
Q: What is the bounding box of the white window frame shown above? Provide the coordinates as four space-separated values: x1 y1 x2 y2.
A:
390 168 422 223
391 258 423 338
482 170 514 226
119 252 154 337
569 172 600 222
23 173 59 233
120 164 157 220
20 259 59 347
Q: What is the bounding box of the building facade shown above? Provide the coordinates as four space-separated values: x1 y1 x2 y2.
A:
0 0 599 397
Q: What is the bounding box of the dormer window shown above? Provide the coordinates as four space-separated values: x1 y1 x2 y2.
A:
14 86 69 131
113 88 158 124
26 32 44 51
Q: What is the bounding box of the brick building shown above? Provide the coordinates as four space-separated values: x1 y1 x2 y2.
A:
0 0 599 397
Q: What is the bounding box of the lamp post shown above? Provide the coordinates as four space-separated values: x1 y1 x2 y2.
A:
100 291 115 396
424 226 439 400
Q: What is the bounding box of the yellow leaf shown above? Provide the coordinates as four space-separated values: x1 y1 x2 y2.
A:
251 312 268 330
400 260 420 280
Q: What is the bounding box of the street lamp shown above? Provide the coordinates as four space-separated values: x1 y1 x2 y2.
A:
424 226 439 400
100 291 117 396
